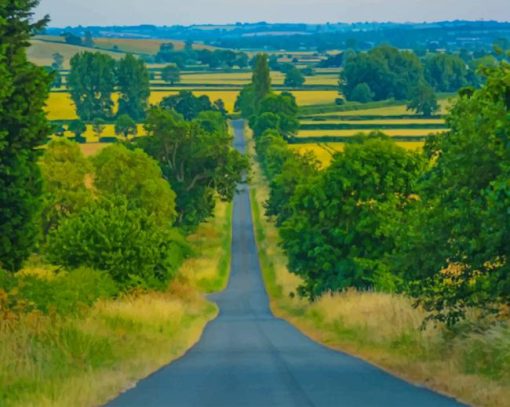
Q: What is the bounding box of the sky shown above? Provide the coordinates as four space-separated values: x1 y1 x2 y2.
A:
35 0 510 27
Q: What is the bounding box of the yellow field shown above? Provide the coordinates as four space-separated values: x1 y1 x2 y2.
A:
329 99 453 117
46 90 240 120
284 90 339 106
297 128 442 138
301 118 445 125
304 76 339 86
291 141 425 166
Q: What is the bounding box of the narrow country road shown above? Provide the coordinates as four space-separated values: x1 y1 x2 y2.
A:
108 121 463 407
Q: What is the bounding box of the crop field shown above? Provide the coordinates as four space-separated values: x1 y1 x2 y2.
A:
316 99 454 117
290 141 425 166
301 118 445 125
285 90 340 106
296 128 442 138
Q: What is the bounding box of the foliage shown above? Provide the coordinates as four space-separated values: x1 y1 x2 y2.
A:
424 53 468 92
92 118 106 137
68 119 87 140
392 58 510 324
0 0 51 272
139 108 248 229
46 197 188 290
284 66 305 88
341 45 424 101
116 54 150 121
350 82 374 103
0 267 117 315
160 90 216 121
161 64 181 85
280 135 424 299
250 93 299 138
114 114 137 137
39 139 93 234
68 52 116 121
407 82 439 117
92 144 177 225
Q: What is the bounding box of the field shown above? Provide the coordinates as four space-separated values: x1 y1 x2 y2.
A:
46 89 341 121
290 141 425 166
296 128 442 138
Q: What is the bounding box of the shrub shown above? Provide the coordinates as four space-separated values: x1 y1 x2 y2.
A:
0 267 117 316
46 197 189 290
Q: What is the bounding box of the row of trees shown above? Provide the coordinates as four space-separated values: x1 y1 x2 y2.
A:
68 52 150 121
340 45 498 114
155 43 249 69
251 53 510 326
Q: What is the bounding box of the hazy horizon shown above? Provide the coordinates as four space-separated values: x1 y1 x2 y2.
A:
35 0 510 27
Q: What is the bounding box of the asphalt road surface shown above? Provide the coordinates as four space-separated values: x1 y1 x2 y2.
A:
108 121 463 407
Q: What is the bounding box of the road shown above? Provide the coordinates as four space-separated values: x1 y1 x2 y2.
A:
108 121 463 407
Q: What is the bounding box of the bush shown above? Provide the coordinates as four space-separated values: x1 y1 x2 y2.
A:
0 267 117 316
46 197 189 290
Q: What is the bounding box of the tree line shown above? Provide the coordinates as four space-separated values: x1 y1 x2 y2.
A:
1 2 248 295
340 45 502 116
244 53 510 327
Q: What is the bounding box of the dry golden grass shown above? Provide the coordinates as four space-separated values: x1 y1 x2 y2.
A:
180 200 233 292
285 90 339 106
28 40 123 68
247 130 510 407
0 288 217 407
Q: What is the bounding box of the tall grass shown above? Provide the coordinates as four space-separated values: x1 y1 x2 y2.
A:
0 287 217 407
0 197 233 406
181 200 233 292
247 131 510 407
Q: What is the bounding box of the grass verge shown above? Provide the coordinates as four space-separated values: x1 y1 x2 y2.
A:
247 129 510 407
0 202 233 406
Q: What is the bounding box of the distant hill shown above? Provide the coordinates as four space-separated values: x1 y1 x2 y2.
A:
29 36 216 68
42 21 510 52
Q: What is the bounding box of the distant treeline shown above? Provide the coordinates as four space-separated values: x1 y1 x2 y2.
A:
45 21 510 52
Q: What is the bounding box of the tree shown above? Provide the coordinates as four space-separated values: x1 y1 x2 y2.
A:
39 139 92 234
424 53 468 92
160 90 214 121
252 93 299 137
0 0 51 271
47 197 188 290
92 118 106 137
341 45 424 101
83 31 94 48
115 114 137 138
63 32 82 46
139 108 249 228
407 83 439 117
51 52 64 70
280 135 424 299
284 66 305 88
68 52 116 121
349 82 374 102
161 64 181 85
68 120 87 141
117 54 150 121
252 54 272 110
92 144 177 225
393 59 510 324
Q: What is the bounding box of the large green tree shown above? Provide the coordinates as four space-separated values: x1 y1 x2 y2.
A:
0 1 51 271
117 54 150 120
341 46 424 101
68 52 116 121
280 135 424 299
393 59 510 324
139 108 248 228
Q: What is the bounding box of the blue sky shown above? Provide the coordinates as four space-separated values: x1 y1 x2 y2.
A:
35 0 510 27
